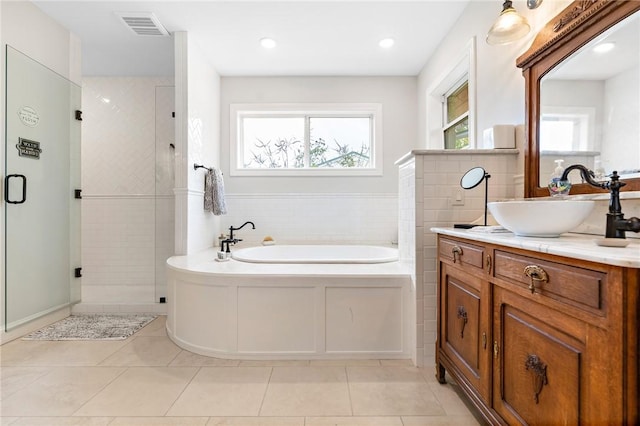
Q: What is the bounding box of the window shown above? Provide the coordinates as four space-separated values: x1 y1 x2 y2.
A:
425 37 476 149
443 80 469 150
231 104 382 176
539 107 595 152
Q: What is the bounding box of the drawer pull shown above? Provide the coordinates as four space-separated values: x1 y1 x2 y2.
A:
525 354 548 404
493 341 499 359
456 306 468 338
485 254 492 272
482 332 487 349
524 265 549 294
452 246 463 263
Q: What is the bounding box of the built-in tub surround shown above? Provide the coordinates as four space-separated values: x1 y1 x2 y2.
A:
166 247 414 361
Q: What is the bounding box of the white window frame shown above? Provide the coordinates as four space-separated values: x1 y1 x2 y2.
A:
426 37 476 149
230 103 383 176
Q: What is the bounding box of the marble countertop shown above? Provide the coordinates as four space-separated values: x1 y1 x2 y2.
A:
431 227 640 268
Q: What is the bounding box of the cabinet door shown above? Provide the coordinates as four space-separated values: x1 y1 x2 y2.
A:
493 287 583 425
439 263 490 402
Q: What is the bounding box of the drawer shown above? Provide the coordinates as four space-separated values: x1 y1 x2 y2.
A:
439 237 485 270
493 250 605 313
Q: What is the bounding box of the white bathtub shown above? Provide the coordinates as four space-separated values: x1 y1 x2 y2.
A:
232 245 398 264
166 246 414 361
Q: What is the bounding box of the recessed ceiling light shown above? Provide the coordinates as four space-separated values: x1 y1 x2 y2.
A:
379 38 395 48
593 42 615 53
101 97 111 104
260 38 277 49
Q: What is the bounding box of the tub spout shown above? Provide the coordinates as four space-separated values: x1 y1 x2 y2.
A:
229 221 255 240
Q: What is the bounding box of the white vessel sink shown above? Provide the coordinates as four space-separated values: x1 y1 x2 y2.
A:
487 200 596 237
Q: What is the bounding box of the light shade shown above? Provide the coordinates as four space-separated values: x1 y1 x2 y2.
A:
486 0 530 45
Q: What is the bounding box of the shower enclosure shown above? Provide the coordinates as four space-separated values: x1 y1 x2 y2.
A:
3 46 81 330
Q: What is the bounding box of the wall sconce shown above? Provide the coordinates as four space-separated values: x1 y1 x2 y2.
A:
486 0 531 45
455 167 491 228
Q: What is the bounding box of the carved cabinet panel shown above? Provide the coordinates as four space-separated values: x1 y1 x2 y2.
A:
493 287 582 425
439 263 488 402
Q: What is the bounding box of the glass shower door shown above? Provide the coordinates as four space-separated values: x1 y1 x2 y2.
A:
4 46 81 330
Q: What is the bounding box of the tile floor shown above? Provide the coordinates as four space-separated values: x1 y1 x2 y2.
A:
0 317 481 426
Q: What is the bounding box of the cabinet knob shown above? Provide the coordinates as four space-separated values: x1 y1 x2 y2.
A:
493 341 500 359
524 265 549 294
452 246 463 263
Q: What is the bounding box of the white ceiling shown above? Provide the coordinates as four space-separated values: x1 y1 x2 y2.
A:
32 0 471 77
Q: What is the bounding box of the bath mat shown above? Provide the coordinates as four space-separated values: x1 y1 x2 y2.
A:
22 314 157 341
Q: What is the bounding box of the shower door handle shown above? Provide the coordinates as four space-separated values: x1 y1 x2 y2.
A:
4 174 27 204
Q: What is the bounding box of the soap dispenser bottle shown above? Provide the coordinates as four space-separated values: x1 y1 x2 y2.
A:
550 159 565 183
548 159 571 196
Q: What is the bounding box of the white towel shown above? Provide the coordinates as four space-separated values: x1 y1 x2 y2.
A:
204 168 227 215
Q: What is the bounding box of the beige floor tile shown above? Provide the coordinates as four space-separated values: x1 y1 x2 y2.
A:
0 340 128 366
10 417 113 425
309 359 381 367
260 366 351 417
0 417 19 425
207 417 304 426
349 382 445 416
0 367 125 416
74 367 197 417
428 382 477 417
110 417 209 425
134 316 168 337
238 360 309 367
305 416 404 425
401 415 481 425
0 367 51 400
166 367 271 417
169 351 240 367
379 359 414 367
347 366 427 383
99 336 181 366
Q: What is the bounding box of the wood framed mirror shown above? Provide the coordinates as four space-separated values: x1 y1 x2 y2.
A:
517 0 640 197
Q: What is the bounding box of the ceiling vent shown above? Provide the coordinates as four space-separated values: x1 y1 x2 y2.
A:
116 12 169 36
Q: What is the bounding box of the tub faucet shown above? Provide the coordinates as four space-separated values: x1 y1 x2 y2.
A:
561 165 640 239
222 221 256 253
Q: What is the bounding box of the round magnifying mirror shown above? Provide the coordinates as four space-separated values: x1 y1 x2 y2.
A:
460 167 487 189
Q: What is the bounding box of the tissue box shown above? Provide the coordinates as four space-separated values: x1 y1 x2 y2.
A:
483 125 515 149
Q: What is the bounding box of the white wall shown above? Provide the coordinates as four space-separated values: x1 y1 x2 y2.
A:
221 77 417 194
418 0 571 150
216 77 415 246
174 32 222 255
602 65 640 174
0 0 82 342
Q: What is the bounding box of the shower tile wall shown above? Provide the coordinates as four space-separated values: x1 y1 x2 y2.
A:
80 77 174 310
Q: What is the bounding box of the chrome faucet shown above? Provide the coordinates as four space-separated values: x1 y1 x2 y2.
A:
222 221 256 253
561 165 640 239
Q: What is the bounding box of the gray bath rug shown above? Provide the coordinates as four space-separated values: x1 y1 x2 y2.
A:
22 314 157 341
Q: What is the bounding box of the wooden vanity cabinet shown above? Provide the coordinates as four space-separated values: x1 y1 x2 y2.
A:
436 235 639 425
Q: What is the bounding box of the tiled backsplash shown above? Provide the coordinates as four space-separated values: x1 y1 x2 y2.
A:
220 193 399 247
